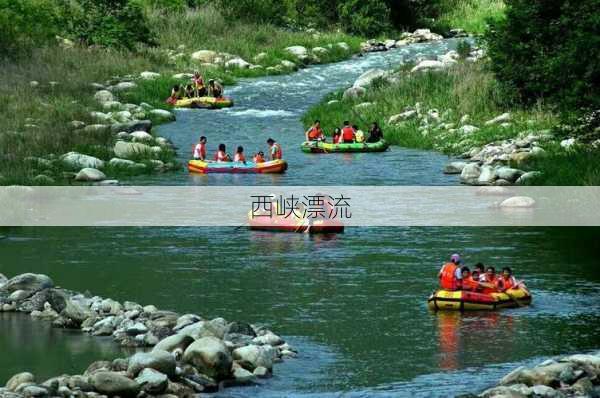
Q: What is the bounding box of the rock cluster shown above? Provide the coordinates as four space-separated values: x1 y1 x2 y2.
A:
0 273 297 397
360 29 444 52
469 352 600 398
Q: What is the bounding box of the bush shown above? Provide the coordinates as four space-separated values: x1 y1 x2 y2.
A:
456 39 471 59
337 0 391 37
63 0 155 49
215 0 289 25
0 0 62 57
485 0 600 112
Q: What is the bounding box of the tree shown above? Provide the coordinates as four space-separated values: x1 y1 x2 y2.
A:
337 0 391 36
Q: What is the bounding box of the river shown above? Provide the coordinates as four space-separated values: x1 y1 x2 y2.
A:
2 40 600 397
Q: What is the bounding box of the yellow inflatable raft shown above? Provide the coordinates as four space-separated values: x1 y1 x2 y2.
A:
174 96 233 109
427 287 532 311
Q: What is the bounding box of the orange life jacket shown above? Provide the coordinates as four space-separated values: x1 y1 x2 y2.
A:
308 126 323 140
342 126 355 141
234 153 245 162
440 262 458 290
462 277 481 291
253 154 265 163
271 143 282 160
214 150 228 162
499 275 516 290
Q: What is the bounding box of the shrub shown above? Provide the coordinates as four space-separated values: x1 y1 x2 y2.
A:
0 0 62 57
456 39 471 59
485 0 600 112
215 0 289 25
337 0 391 37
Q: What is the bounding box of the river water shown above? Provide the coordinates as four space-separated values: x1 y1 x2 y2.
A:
2 40 600 397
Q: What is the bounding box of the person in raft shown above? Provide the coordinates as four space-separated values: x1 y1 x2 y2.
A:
253 151 265 163
438 253 464 290
341 121 356 143
267 138 282 160
192 136 207 160
354 124 365 143
166 85 182 104
184 84 195 99
306 120 325 141
208 79 223 98
234 146 246 163
332 128 342 144
192 72 206 97
214 143 231 162
367 122 383 143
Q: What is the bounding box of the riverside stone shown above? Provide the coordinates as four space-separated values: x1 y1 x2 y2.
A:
1 274 53 294
130 131 154 142
411 60 445 73
485 112 511 126
183 337 232 379
127 350 176 378
285 46 309 61
94 90 114 103
443 161 467 174
233 344 276 371
153 334 194 353
353 69 387 88
149 109 176 122
111 120 152 134
6 373 35 392
460 163 481 184
500 196 536 208
191 50 217 63
90 372 140 397
496 167 524 183
114 141 153 159
135 368 168 394
140 71 160 80
225 58 251 69
75 168 106 182
61 152 105 170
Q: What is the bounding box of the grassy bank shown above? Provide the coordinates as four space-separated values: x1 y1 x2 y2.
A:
0 5 363 185
436 0 505 34
303 60 600 185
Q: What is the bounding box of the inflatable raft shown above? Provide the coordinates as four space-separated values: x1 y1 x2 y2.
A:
188 159 287 174
174 97 233 109
427 287 532 311
248 212 344 233
301 140 389 153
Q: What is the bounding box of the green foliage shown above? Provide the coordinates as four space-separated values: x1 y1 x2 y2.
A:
141 0 187 11
456 40 471 59
65 0 155 49
214 0 289 25
0 0 61 56
525 146 600 186
485 0 600 112
337 0 391 36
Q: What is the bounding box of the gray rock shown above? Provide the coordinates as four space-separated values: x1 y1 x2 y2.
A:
388 110 417 124
61 299 91 326
127 350 176 378
515 171 541 185
285 46 309 61
353 69 387 88
252 331 284 346
135 368 168 394
531 384 563 397
140 71 160 80
225 57 251 69
443 161 467 174
113 141 153 159
496 167 524 183
232 365 255 385
92 316 117 336
153 334 194 353
61 152 105 170
342 86 366 100
480 385 529 398
75 168 106 182
1 274 53 294
477 165 497 185
149 109 175 122
94 90 115 103
110 82 137 92
182 337 232 380
500 196 536 208
411 60 445 73
110 120 152 134
253 366 270 378
6 372 35 392
485 112 511 126
21 385 48 397
232 344 276 371
226 322 256 337
125 322 148 336
89 371 140 397
458 125 480 135
191 50 217 63
460 163 481 184
130 131 153 142
9 290 31 302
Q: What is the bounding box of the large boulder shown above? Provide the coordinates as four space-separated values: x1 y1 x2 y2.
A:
477 165 497 185
285 46 309 61
496 167 524 183
353 69 387 88
178 319 226 340
500 196 536 208
388 110 417 124
485 112 512 126
114 141 153 159
182 337 232 380
61 152 105 170
110 82 137 92
460 163 481 184
110 120 152 134
1 274 53 294
411 60 446 73
232 344 276 371
61 298 92 326
135 368 168 394
191 50 217 63
443 161 467 174
127 350 176 378
342 86 366 100
153 333 194 353
94 90 115 103
411 29 443 42
89 372 140 397
149 109 175 122
140 71 160 80
500 362 576 387
75 168 106 182
6 372 35 392
225 57 251 69
130 131 154 142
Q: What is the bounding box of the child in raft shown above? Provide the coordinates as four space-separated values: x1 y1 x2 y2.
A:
184 84 195 99
354 124 365 143
192 72 205 97
234 146 246 163
214 144 231 162
439 255 522 293
166 85 182 105
332 128 342 144
253 151 265 163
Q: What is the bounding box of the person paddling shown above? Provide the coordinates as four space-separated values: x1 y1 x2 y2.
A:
267 138 282 160
480 266 500 293
214 143 231 162
367 122 383 143
341 121 355 143
306 120 325 141
438 253 463 290
234 146 246 163
192 136 207 160
208 79 223 98
498 267 517 292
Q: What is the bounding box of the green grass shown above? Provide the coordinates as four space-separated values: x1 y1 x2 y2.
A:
0 4 364 185
436 0 506 34
523 146 600 186
304 61 556 156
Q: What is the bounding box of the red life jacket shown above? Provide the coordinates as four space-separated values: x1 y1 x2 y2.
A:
308 126 323 140
193 143 206 159
342 126 355 141
333 134 341 144
253 154 265 163
462 277 480 291
234 153 245 162
440 262 458 290
214 150 228 162
271 143 282 160
500 275 516 290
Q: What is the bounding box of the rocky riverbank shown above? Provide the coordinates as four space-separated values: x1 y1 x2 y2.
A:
0 272 296 396
461 351 600 398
